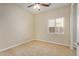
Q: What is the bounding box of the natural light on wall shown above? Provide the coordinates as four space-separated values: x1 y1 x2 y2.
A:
48 17 64 34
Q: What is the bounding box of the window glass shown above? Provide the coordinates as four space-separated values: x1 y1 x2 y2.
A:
56 17 64 27
48 19 55 27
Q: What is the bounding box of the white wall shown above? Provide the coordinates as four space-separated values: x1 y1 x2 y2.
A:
34 5 71 46
73 4 77 46
0 4 72 51
77 3 79 55
0 4 33 50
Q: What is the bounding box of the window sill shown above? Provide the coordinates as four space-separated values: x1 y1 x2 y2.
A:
48 33 64 35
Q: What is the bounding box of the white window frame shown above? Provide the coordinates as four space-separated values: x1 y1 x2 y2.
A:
48 17 64 34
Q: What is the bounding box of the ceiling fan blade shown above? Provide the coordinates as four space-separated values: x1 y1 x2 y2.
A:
40 3 51 7
27 4 34 7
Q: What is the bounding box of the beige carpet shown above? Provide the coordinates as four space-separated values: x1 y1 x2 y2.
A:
0 40 76 56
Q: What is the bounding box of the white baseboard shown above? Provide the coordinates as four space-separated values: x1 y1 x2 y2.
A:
36 39 70 47
0 39 32 52
0 39 73 52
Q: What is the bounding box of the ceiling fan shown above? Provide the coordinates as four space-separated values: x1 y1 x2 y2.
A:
27 3 51 11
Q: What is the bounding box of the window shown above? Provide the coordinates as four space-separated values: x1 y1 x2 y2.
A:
48 17 64 34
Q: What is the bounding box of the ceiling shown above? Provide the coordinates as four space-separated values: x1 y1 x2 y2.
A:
17 3 70 14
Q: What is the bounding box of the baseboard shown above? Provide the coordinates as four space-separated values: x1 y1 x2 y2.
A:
35 39 70 47
0 39 32 52
0 39 74 52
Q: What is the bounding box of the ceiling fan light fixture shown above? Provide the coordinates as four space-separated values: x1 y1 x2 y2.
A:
33 4 40 10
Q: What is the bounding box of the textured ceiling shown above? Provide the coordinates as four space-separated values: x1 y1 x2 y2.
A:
17 3 70 14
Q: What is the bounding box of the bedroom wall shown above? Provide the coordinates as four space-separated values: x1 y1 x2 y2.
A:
0 4 34 50
73 4 77 47
34 5 71 46
0 4 72 51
